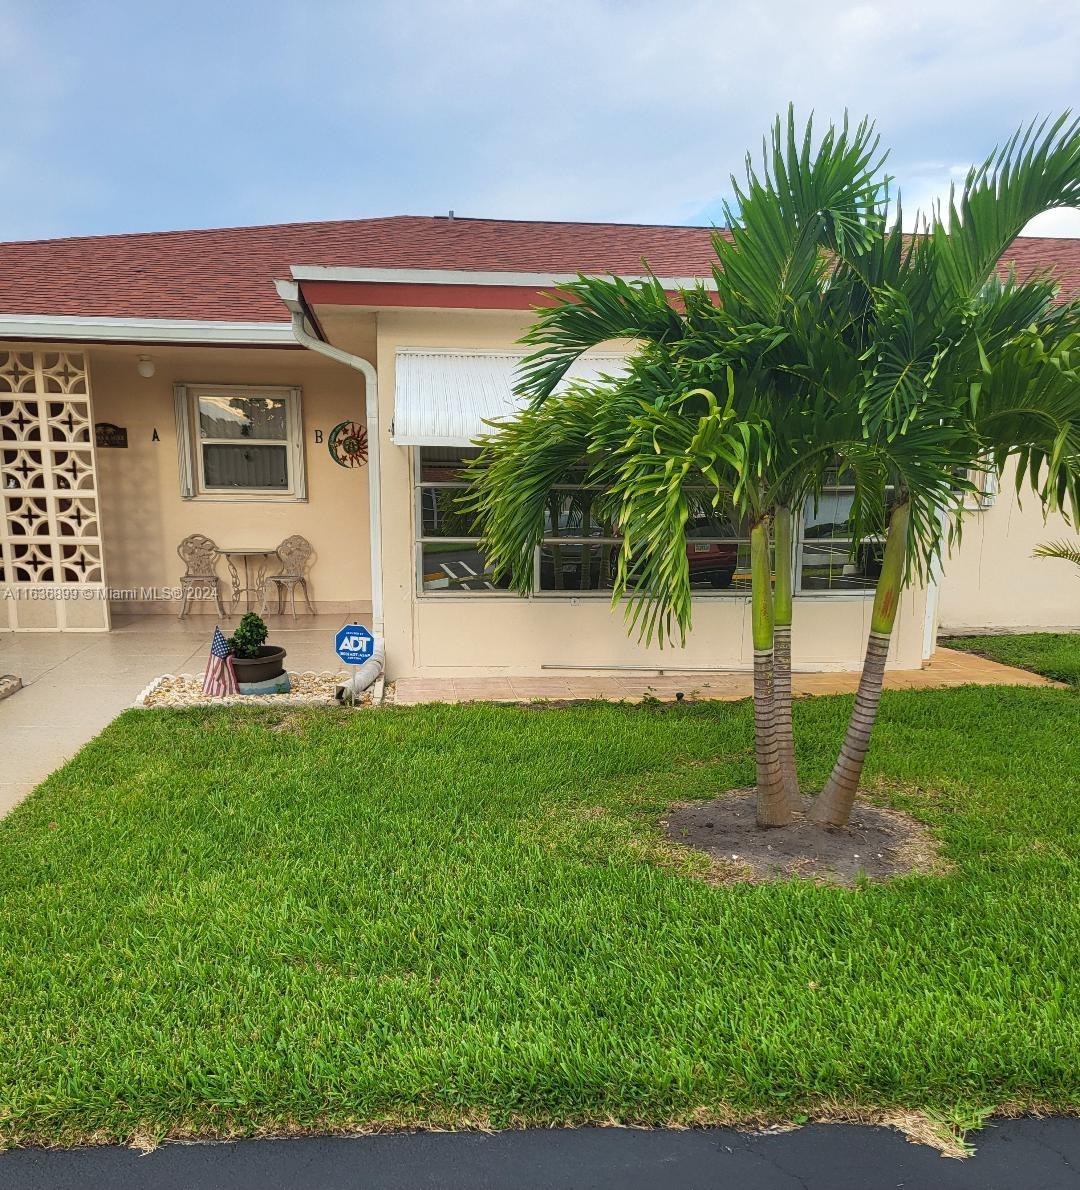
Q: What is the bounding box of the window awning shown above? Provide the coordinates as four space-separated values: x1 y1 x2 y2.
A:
392 349 628 447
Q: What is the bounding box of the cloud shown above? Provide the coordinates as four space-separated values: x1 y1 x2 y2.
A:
1024 208 1080 237
279 0 1080 231
2 0 1079 237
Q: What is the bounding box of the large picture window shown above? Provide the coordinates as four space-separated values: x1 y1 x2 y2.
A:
414 447 753 597
415 449 895 598
174 384 306 500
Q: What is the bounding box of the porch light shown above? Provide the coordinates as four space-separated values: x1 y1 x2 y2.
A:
136 355 155 378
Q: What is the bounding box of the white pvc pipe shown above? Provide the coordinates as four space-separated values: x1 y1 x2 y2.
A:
274 280 384 639
338 637 386 701
540 662 824 674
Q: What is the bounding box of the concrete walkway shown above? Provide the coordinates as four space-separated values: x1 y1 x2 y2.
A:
391 646 1061 705
3 1120 1079 1189
0 614 353 817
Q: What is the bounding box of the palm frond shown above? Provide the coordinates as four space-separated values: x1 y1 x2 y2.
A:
606 381 770 645
928 112 1080 303
858 283 952 434
462 384 626 593
973 327 1080 522
969 273 1060 352
715 105 889 324
515 274 686 401
1034 539 1080 567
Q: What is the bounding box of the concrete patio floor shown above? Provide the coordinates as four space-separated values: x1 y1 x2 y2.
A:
0 624 1059 820
390 646 1062 705
0 613 354 816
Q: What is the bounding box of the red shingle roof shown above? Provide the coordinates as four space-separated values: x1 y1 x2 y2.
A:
993 235 1080 298
0 214 1077 324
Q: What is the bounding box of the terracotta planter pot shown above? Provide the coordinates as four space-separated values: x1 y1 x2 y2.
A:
231 645 287 685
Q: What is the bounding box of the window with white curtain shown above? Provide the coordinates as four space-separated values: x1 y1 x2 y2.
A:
174 384 306 500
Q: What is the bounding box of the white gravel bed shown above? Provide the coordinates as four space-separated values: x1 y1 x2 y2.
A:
133 670 370 708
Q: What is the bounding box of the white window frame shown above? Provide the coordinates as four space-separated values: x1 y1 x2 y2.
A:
174 383 306 501
961 465 998 510
413 447 516 596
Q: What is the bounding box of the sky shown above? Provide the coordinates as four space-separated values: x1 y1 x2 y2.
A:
2 0 1079 242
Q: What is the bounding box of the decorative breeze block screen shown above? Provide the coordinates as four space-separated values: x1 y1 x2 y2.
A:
1 350 108 629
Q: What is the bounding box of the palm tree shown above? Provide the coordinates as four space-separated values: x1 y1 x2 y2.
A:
486 112 893 827
468 110 1080 831
808 121 1080 821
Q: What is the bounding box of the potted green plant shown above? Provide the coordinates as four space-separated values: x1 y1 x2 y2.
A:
227 613 286 684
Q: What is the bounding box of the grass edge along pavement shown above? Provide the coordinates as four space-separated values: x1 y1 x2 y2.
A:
940 631 1080 687
1 683 1078 1151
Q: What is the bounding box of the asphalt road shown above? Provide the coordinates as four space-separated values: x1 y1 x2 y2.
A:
3 1120 1078 1190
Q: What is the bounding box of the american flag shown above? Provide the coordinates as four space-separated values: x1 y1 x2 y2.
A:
203 625 239 696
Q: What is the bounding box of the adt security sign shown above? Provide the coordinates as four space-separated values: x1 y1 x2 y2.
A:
335 623 376 666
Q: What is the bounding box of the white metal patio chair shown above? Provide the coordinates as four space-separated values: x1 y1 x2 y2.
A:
177 533 229 619
260 534 317 619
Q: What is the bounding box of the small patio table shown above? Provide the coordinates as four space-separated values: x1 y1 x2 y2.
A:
221 547 277 613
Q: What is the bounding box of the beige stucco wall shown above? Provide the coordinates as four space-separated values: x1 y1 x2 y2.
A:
88 340 374 615
938 462 1079 633
315 305 928 678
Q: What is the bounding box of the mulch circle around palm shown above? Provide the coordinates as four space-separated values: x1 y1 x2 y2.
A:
662 792 946 886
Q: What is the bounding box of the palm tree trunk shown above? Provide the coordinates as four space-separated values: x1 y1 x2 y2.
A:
772 504 800 813
750 517 791 827
808 501 911 828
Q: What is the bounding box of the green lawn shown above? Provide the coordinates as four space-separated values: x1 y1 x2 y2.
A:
941 631 1080 686
2 687 1079 1148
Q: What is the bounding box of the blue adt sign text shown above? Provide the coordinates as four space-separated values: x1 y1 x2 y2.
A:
336 624 376 665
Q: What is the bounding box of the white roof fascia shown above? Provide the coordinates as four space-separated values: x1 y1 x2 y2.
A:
291 264 716 290
0 313 295 345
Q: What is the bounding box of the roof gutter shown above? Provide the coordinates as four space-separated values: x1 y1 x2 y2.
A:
274 279 383 640
0 313 296 345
